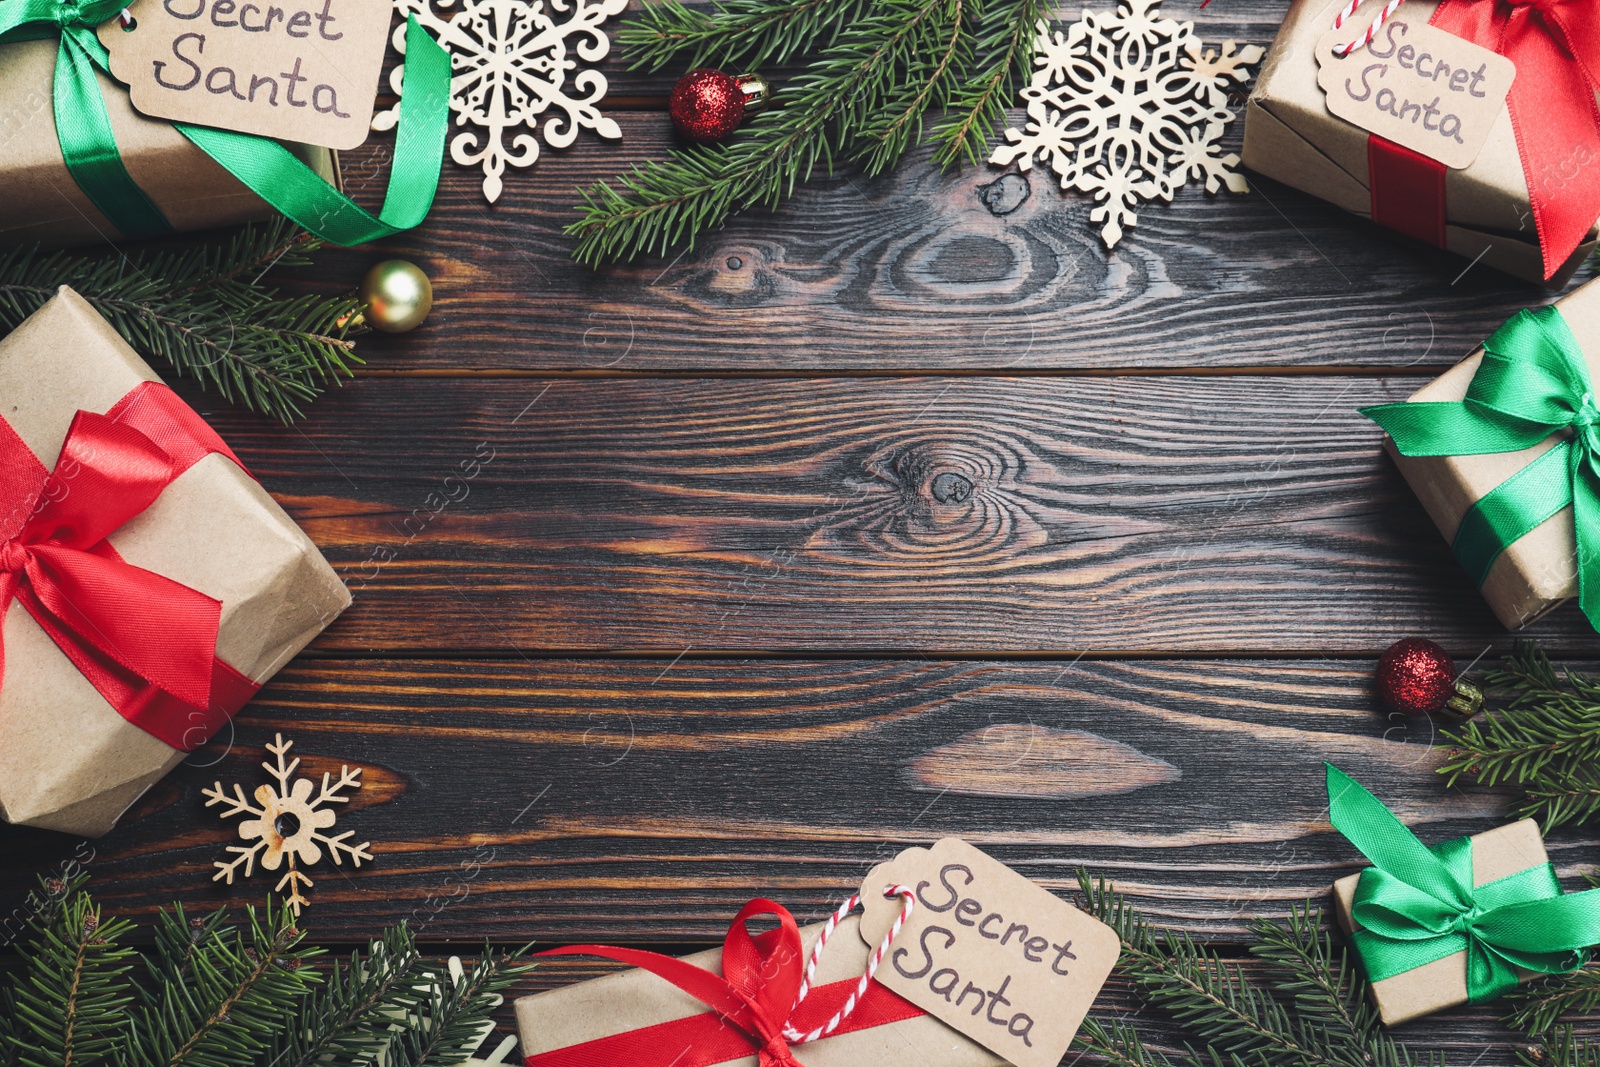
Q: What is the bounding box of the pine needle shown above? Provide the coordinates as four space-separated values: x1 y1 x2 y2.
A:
1438 641 1600 830
0 220 361 423
0 877 531 1067
570 0 1046 265
1520 1027 1600 1067
1073 873 1440 1067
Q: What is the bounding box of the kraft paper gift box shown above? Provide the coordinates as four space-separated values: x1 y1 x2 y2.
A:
516 914 1006 1067
1241 0 1598 286
0 286 350 835
1373 278 1600 629
0 38 339 246
1333 820 1549 1026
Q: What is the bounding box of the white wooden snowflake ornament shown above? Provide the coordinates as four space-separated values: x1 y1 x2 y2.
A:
373 0 628 203
990 0 1263 248
204 734 373 915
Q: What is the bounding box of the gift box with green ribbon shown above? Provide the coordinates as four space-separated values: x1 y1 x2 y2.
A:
1326 765 1600 1026
1361 280 1600 630
0 0 451 247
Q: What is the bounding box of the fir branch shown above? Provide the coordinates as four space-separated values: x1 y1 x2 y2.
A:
1506 964 1600 1037
1520 1027 1600 1067
851 0 972 177
616 0 870 70
1074 874 1436 1067
126 901 321 1067
0 220 362 423
1077 873 1324 1066
1249 903 1433 1067
571 0 952 265
381 947 537 1067
1438 641 1600 831
1076 1016 1189 1067
0 880 527 1067
930 0 1048 167
2 877 136 1067
573 0 1046 265
262 923 427 1067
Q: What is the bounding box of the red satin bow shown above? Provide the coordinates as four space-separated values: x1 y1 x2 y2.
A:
0 382 259 751
526 899 925 1067
1434 0 1600 278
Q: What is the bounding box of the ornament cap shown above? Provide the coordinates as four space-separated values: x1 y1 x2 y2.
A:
1444 677 1484 719
735 72 771 115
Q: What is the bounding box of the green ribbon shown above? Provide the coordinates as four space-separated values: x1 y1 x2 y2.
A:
1326 763 1600 1002
0 0 450 245
1361 305 1600 630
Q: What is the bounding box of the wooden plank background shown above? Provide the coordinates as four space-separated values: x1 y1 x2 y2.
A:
2 0 1597 1059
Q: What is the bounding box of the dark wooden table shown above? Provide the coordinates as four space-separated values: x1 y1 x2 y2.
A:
3 0 1597 1059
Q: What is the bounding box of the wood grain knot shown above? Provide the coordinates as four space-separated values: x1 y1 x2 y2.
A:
976 173 1030 217
906 724 1181 799
931 471 973 503
807 432 1053 567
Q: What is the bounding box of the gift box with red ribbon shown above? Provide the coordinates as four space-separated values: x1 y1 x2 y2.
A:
0 286 349 836
515 898 1005 1067
1243 0 1599 285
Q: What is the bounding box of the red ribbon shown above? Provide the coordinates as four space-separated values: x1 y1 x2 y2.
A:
1371 0 1600 278
0 381 260 752
526 899 926 1067
1369 136 1448 247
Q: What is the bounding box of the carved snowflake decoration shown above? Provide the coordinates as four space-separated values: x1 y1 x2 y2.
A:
990 0 1263 248
204 734 373 915
373 0 628 203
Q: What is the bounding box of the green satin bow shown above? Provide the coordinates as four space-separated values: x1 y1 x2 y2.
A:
0 0 450 245
1327 764 1600 1002
1361 305 1600 630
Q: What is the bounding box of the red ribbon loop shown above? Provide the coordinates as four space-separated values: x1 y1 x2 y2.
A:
526 899 926 1067
0 381 260 751
1430 0 1600 278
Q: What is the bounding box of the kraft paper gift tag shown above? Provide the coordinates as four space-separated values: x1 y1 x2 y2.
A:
859 838 1121 1067
99 0 391 149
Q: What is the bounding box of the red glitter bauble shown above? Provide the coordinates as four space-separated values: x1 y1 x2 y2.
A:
670 68 747 141
1375 638 1458 716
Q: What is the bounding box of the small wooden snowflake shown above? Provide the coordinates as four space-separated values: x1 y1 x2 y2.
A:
373 0 628 203
204 734 373 915
990 0 1263 248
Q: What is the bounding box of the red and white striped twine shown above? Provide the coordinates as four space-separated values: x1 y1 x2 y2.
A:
781 884 917 1046
1331 0 1403 55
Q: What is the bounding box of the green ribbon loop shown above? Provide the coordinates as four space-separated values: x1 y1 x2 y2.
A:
1326 763 1600 1003
0 0 449 246
1360 306 1600 630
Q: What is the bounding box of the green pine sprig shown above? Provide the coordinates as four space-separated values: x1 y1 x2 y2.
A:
126 900 321 1067
2 875 136 1067
569 0 1046 266
1438 641 1600 831
1519 1027 1600 1067
617 0 873 70
0 877 535 1067
0 220 362 423
1074 873 1438 1067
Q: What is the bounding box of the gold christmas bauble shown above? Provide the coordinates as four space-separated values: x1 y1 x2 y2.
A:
358 259 433 333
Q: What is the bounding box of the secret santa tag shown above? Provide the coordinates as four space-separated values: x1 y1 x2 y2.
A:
97 0 390 150
859 838 1118 1067
1315 2 1514 169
